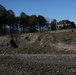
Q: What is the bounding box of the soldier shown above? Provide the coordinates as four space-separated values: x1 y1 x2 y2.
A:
10 26 19 48
10 34 18 48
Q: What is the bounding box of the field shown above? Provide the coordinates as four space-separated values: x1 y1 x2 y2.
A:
1 54 76 75
0 29 76 75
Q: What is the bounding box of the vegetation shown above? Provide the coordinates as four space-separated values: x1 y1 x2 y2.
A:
57 20 75 29
51 19 57 30
0 4 76 36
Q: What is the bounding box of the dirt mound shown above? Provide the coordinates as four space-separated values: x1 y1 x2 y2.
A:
0 29 76 54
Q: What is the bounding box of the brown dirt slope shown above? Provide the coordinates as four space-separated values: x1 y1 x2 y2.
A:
0 29 76 54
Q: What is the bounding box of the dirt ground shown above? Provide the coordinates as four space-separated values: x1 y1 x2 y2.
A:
0 54 76 75
0 29 76 75
0 29 76 54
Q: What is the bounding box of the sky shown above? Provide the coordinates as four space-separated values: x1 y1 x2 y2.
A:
0 0 76 23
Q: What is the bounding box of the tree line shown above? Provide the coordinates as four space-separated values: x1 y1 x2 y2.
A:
0 4 76 35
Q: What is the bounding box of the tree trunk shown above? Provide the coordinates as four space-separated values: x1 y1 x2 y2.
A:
3 24 6 35
42 26 43 32
0 25 3 35
10 25 12 34
22 27 25 33
40 24 42 32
